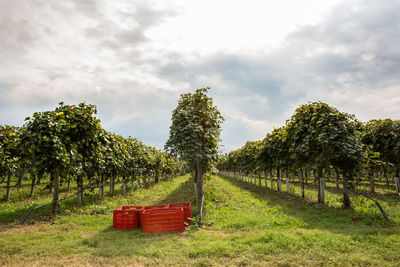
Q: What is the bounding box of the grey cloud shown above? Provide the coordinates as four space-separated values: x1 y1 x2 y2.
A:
71 0 101 18
0 0 181 147
158 0 400 151
1 0 400 154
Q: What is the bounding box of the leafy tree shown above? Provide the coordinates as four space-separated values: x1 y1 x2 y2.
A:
287 102 363 208
262 126 291 191
362 119 400 193
0 125 20 201
21 103 102 216
165 87 224 224
21 110 71 216
55 103 102 204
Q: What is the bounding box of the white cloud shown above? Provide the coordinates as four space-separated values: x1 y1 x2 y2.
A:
1 0 399 153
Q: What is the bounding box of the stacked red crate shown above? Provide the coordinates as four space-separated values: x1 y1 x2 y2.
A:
139 205 167 228
168 202 192 226
113 208 140 230
112 202 191 232
141 207 185 233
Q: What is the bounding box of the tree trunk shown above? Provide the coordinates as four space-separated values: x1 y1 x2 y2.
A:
193 170 198 202
30 174 36 197
277 168 282 192
99 177 104 200
258 171 262 186
196 156 204 225
122 175 126 195
264 170 267 188
155 169 159 183
299 169 305 198
395 166 400 195
342 171 352 209
50 169 60 217
269 169 274 190
321 175 326 202
368 169 375 193
317 168 325 203
384 168 389 187
395 177 400 195
5 173 11 201
15 170 24 188
285 169 290 193
110 175 115 196
77 175 83 205
67 179 71 191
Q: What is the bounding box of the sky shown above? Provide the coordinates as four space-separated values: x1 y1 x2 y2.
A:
1 0 400 152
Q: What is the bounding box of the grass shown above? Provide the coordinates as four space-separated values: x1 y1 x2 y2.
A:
0 174 399 266
236 173 400 224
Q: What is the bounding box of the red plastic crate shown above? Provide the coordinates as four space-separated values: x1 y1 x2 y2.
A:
113 208 139 229
143 204 167 210
141 207 185 233
140 205 168 227
168 202 192 226
121 205 144 211
120 206 144 227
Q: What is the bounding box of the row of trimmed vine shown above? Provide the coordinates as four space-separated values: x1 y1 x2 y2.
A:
217 102 400 209
0 102 185 216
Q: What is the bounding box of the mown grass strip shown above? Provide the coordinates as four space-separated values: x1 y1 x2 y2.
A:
0 174 399 266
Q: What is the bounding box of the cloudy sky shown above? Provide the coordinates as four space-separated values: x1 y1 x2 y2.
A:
1 0 400 152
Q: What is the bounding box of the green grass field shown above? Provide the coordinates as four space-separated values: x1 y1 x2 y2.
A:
1 174 399 266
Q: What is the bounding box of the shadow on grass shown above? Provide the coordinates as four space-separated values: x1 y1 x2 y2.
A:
0 183 74 203
84 224 193 260
218 175 399 231
0 182 136 226
0 190 90 226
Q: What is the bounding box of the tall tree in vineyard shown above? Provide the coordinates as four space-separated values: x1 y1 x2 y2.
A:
165 87 224 224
